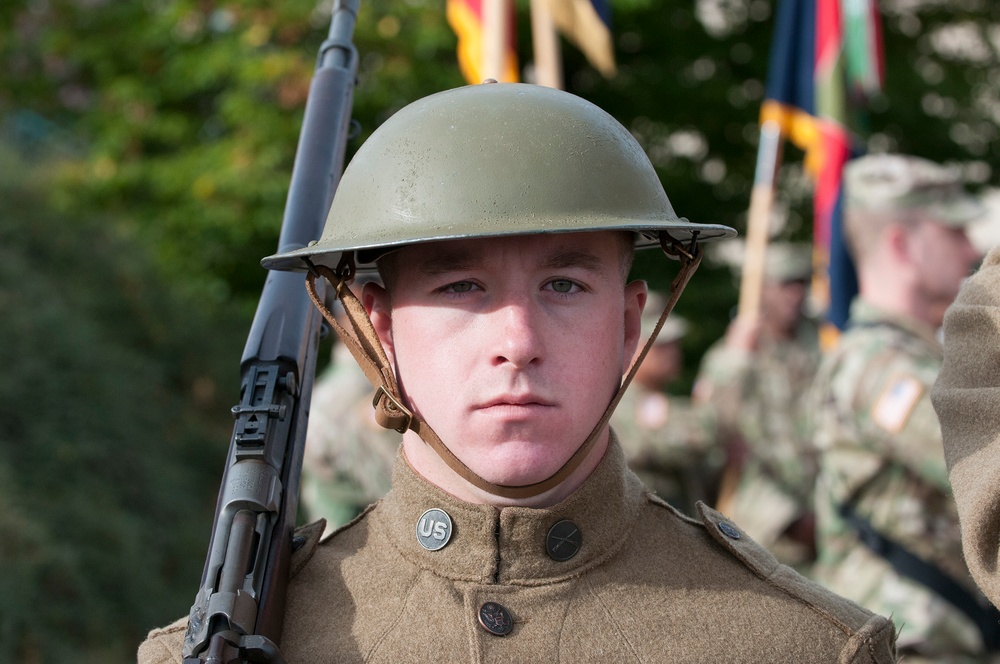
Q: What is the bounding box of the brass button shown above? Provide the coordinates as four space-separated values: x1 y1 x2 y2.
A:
546 520 582 561
718 521 741 540
478 602 514 636
416 508 453 551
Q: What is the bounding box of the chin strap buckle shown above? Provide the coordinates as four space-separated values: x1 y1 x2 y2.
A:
372 385 413 434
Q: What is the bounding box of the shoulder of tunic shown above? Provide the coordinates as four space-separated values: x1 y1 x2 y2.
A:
637 497 898 662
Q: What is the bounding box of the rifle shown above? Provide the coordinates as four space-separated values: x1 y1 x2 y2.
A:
182 2 360 661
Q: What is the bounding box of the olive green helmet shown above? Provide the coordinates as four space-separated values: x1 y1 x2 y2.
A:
263 82 735 272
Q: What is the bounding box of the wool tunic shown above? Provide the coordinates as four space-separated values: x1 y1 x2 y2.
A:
933 245 1000 610
139 437 895 662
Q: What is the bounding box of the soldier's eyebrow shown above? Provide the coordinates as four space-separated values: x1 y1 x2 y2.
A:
414 251 485 277
412 246 608 278
541 249 608 276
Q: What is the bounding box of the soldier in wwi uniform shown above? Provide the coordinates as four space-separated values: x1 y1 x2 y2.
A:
806 153 995 660
140 83 895 662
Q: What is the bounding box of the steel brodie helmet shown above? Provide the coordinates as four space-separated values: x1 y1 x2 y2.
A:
262 82 735 272
262 83 736 501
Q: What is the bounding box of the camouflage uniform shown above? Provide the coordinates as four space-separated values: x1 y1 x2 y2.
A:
613 388 721 515
692 244 820 567
693 322 819 565
808 298 989 659
613 308 722 514
301 341 400 535
806 154 993 660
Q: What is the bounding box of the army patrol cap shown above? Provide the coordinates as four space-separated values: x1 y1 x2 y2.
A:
762 242 812 282
714 240 812 283
844 154 985 226
263 82 735 272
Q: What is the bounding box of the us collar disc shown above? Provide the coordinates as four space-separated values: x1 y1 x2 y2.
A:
416 508 453 551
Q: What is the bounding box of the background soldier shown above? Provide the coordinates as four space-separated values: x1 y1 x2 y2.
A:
613 295 722 514
807 153 992 659
140 83 895 662
301 336 400 535
693 242 820 568
301 273 401 535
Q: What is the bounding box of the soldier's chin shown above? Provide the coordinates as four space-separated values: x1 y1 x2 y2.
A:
465 443 572 488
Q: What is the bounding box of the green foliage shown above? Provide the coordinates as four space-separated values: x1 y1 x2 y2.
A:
1 0 467 309
0 145 243 661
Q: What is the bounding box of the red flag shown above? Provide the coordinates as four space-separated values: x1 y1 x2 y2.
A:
760 0 883 331
447 0 519 84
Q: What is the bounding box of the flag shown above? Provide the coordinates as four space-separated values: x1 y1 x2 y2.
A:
447 0 520 84
760 0 883 331
542 0 616 77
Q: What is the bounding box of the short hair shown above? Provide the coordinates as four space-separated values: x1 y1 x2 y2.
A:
616 232 636 283
843 206 921 265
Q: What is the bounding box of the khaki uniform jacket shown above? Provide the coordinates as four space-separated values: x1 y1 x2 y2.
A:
933 245 1000 608
139 438 895 662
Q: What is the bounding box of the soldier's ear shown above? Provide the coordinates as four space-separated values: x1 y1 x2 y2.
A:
885 222 914 264
623 280 647 375
363 282 395 363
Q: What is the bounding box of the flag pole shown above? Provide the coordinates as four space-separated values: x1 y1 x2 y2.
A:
737 120 784 320
530 0 563 89
482 0 506 81
715 119 783 518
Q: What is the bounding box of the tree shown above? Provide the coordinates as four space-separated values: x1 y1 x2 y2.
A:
0 143 244 661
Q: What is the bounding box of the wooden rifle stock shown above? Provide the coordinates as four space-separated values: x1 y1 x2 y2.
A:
182 3 360 661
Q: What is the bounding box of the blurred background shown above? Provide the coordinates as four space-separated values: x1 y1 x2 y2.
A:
2 0 1000 660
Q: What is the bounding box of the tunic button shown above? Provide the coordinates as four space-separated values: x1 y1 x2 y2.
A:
415 508 453 551
546 519 582 561
478 602 514 636
718 521 741 540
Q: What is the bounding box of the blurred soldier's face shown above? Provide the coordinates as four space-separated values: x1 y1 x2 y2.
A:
761 278 808 335
364 231 645 490
633 341 683 390
907 219 980 327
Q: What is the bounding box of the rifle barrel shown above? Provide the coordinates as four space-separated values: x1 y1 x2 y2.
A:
183 3 360 661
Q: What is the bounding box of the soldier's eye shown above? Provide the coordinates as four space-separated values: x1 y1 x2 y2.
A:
548 279 579 294
444 281 477 294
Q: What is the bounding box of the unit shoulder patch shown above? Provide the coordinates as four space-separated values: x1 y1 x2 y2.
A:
636 393 670 429
871 374 924 434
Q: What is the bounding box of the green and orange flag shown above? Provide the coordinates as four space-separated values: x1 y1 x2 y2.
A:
761 0 883 330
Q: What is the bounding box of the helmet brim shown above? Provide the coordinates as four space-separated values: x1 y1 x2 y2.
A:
262 222 737 272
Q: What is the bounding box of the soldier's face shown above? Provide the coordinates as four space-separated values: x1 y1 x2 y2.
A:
908 219 980 325
364 231 645 494
761 278 808 333
633 340 683 390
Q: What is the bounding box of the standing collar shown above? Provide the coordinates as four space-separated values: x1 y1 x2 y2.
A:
372 434 649 584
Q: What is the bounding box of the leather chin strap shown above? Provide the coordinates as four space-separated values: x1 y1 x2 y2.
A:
304 233 702 500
